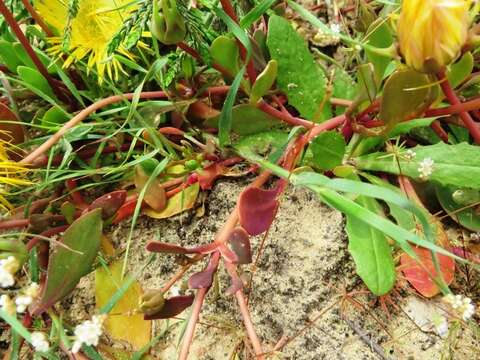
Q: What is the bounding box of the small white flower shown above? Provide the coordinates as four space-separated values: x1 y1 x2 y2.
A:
404 149 416 160
330 23 341 34
31 332 49 353
418 157 434 179
15 295 33 313
0 268 15 288
443 294 476 321
0 294 16 315
0 256 20 273
432 315 449 338
24 282 40 298
71 315 106 353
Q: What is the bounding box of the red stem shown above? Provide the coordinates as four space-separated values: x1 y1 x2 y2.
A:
21 0 53 36
0 218 29 229
257 101 315 128
26 225 69 250
437 70 480 144
0 0 73 105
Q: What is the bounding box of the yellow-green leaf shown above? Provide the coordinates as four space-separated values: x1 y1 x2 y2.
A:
95 261 151 350
144 182 199 219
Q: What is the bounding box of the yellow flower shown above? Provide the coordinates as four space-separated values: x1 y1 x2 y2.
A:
397 0 471 73
0 136 31 212
34 0 137 82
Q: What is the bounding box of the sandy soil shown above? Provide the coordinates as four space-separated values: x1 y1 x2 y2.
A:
57 179 479 359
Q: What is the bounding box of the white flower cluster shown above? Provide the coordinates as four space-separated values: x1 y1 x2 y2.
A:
71 315 106 353
443 294 476 321
418 157 434 180
0 256 20 288
404 149 416 160
0 282 40 314
31 332 49 353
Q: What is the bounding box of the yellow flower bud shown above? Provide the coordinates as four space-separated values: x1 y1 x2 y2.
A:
397 0 471 73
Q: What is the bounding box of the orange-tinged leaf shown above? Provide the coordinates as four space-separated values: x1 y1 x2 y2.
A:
0 102 24 145
144 182 199 219
400 247 455 297
95 261 151 350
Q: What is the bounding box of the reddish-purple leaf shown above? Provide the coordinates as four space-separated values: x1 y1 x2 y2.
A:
217 243 239 263
197 163 227 190
188 252 220 289
89 190 127 219
238 187 279 235
224 261 243 295
227 227 252 264
144 295 194 320
0 102 24 145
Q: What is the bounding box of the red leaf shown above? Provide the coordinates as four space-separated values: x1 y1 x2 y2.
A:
0 102 24 145
188 252 220 289
401 246 455 297
143 295 194 320
227 227 252 264
197 163 227 190
88 190 127 219
238 187 279 236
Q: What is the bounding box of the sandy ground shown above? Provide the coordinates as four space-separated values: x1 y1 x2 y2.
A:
56 179 479 359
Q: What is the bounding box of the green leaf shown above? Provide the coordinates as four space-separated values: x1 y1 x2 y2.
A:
346 194 396 295
447 52 474 89
0 40 22 72
364 19 393 83
332 68 356 115
250 60 278 104
354 142 480 188
206 104 282 135
41 106 70 130
240 0 277 28
210 35 240 77
219 66 245 147
234 130 288 158
17 66 55 100
33 209 103 315
379 69 436 132
266 15 331 121
436 184 480 231
308 131 346 171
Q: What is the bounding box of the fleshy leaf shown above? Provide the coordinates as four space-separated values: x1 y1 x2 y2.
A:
210 35 240 78
436 184 480 231
144 182 199 219
250 60 278 104
0 102 24 145
364 18 393 83
188 252 220 289
447 52 473 89
379 69 436 131
308 131 346 171
143 295 194 320
33 209 103 315
95 261 151 349
197 163 227 190
205 104 282 136
238 186 279 235
266 14 331 121
89 190 127 219
227 227 252 264
135 164 167 212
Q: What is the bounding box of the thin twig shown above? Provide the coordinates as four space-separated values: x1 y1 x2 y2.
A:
20 91 167 165
344 319 392 360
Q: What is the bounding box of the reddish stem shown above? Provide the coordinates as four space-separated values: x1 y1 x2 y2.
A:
257 101 315 128
65 179 88 209
26 224 69 251
20 91 168 165
0 0 73 105
426 97 480 117
178 288 208 360
0 218 29 229
235 290 264 358
21 0 53 36
177 42 231 76
437 70 480 144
